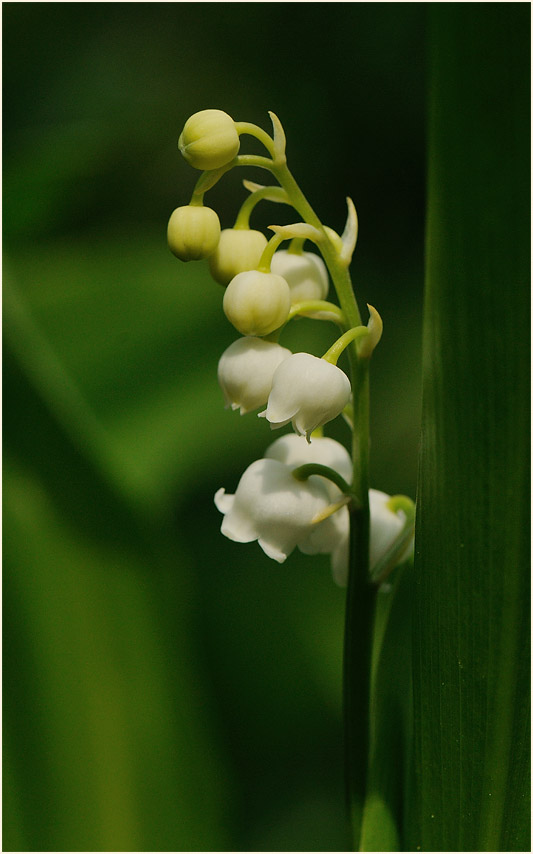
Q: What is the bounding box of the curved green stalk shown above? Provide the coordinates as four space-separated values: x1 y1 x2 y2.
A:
257 232 287 272
322 326 370 365
234 121 276 157
270 159 373 851
287 300 346 325
292 463 353 497
193 132 374 847
288 236 306 254
234 186 289 229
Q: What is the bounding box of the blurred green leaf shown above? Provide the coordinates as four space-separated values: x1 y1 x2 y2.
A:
3 282 235 851
4 235 281 510
408 6 530 851
4 458 233 851
4 239 350 852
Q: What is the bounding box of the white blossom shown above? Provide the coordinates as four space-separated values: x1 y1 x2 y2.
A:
331 489 414 587
300 504 349 559
214 458 331 563
264 433 353 558
264 433 352 497
259 353 351 440
270 249 329 303
218 337 292 414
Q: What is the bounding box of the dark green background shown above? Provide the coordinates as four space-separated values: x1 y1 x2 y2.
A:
3 4 425 850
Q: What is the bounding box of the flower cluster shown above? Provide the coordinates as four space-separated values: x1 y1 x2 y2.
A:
168 109 414 585
215 435 413 584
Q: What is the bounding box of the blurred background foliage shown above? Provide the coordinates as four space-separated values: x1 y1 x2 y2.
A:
3 3 425 851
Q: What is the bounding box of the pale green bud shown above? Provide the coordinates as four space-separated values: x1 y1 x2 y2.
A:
178 109 240 171
167 205 221 261
209 228 268 286
223 270 291 337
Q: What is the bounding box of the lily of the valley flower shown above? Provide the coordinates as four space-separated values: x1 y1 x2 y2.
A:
301 504 349 561
167 205 221 261
214 458 332 563
209 228 268 286
218 337 292 414
270 249 329 303
264 433 353 558
264 433 352 497
259 353 351 440
178 109 240 171
331 489 414 587
223 269 291 336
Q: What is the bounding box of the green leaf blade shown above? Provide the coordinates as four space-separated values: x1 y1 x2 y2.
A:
409 5 530 851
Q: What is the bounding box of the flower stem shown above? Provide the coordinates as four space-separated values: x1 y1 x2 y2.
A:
234 121 276 158
272 159 372 850
234 185 289 229
257 232 286 273
292 463 353 497
322 326 370 365
287 300 346 325
344 505 377 848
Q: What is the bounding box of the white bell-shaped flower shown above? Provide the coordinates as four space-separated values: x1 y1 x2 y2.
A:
259 353 351 440
214 458 331 563
264 433 352 498
218 337 292 414
300 504 349 558
223 269 291 337
331 489 414 587
264 433 352 557
270 249 329 303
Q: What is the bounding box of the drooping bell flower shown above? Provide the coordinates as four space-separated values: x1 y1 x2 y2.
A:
270 249 329 303
214 458 331 563
331 489 414 587
264 433 352 497
259 353 351 441
218 337 291 414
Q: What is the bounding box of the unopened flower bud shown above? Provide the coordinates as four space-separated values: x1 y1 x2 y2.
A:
223 270 291 337
259 353 351 440
178 109 240 171
167 205 221 261
218 337 291 414
270 250 329 303
209 228 268 286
